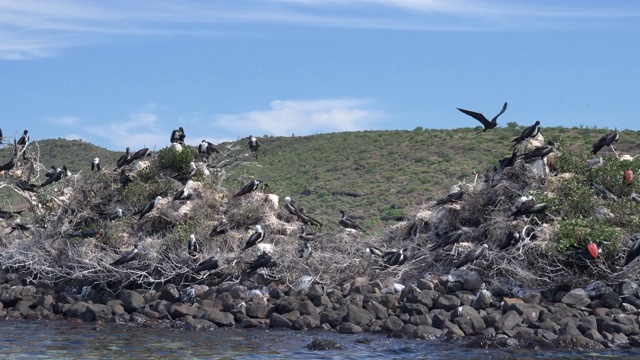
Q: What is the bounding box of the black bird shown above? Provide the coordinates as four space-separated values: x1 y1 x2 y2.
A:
299 225 317 242
187 234 199 257
173 180 193 201
298 241 312 259
192 257 219 273
511 121 541 149
429 230 465 251
498 230 521 250
209 219 229 238
91 158 101 172
591 131 619 156
17 130 28 146
339 210 367 233
0 128 2 143
16 179 37 193
296 207 323 227
239 225 264 253
98 208 123 221
565 242 601 264
39 167 64 187
198 140 220 157
248 135 260 158
44 165 58 178
510 197 548 218
624 234 640 266
435 190 465 205
0 209 24 220
284 196 298 215
62 165 71 178
7 223 31 234
518 141 557 161
382 248 409 267
453 244 489 269
488 149 519 187
233 179 261 198
0 157 15 172
171 162 197 184
245 252 277 275
125 147 150 165
457 102 507 134
170 127 186 144
66 229 103 239
116 147 131 169
119 168 134 188
366 246 387 259
133 196 162 221
590 182 617 200
110 244 139 266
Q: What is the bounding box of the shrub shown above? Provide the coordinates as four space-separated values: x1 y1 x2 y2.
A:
157 146 196 173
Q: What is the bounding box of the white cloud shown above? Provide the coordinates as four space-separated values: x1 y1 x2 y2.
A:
85 106 167 150
47 116 78 126
214 98 383 136
63 133 81 140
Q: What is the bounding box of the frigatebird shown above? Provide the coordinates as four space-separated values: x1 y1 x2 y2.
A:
296 207 323 227
590 182 617 200
66 229 102 239
457 102 507 134
125 147 150 165
110 244 139 266
244 252 276 275
91 158 101 172
209 219 228 238
382 248 409 267
248 135 260 157
170 127 185 144
510 197 548 218
435 190 465 205
119 168 134 188
233 179 261 198
16 179 36 193
187 234 199 257
591 131 619 156
0 157 15 172
198 140 220 157
17 130 28 147
631 192 640 204
498 230 521 251
116 147 130 169
0 209 23 220
133 196 162 221
297 241 312 259
429 230 465 251
171 162 197 184
39 167 64 187
510 121 541 149
239 225 264 254
7 223 31 234
624 234 640 266
453 244 488 269
518 141 557 161
97 208 123 221
284 196 298 215
338 210 366 233
173 180 193 201
192 257 219 273
299 225 317 242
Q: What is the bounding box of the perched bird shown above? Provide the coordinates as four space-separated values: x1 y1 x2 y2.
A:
119 168 134 188
44 165 58 178
173 180 193 201
192 257 219 273
110 244 139 266
510 121 541 149
170 127 186 144
338 210 367 233
429 230 465 251
382 248 409 267
453 244 489 269
566 242 602 264
488 149 519 187
171 162 197 184
133 196 162 221
457 102 507 134
125 147 150 165
624 234 640 266
198 140 220 157
0 209 24 220
0 157 15 172
631 192 640 204
17 130 29 147
297 241 312 259
98 208 123 221
7 223 31 234
91 158 101 172
187 234 199 257
366 246 387 259
62 165 71 178
435 190 465 205
296 207 323 227
248 135 260 157
284 196 298 215
39 167 64 187
518 141 557 161
591 131 619 156
245 252 277 275
498 230 521 251
510 198 548 218
299 225 317 242
16 179 37 193
233 179 261 198
209 219 229 238
590 182 617 200
586 157 604 169
116 147 131 169
66 229 102 239
239 225 264 253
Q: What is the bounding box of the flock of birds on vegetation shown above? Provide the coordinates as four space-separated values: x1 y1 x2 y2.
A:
1 105 640 283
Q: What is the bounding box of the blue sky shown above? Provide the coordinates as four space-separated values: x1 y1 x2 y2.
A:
1 0 639 151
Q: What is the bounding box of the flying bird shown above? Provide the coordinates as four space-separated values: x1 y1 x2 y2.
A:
192 257 219 273
110 244 139 266
591 131 619 156
16 179 37 193
91 158 101 172
187 234 199 257
133 196 162 221
510 121 541 149
209 219 229 238
338 210 366 233
244 252 277 275
239 225 264 253
453 244 489 269
457 102 507 134
173 180 194 201
119 168 134 188
66 229 103 239
233 179 261 198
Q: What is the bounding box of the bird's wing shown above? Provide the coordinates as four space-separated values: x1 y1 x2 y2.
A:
493 102 508 121
457 108 491 127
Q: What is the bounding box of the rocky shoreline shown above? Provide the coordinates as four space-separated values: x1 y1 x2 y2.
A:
3 270 640 351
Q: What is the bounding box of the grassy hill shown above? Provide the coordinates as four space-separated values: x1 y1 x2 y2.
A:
2 125 639 231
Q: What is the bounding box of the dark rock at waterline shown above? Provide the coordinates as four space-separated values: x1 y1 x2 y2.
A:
292 315 320 330
597 317 633 336
434 295 460 312
0 285 36 307
338 322 363 334
269 313 293 328
83 303 113 322
119 290 145 313
201 308 235 326
453 306 486 335
553 334 605 350
307 338 343 351
496 310 521 331
345 305 374 327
